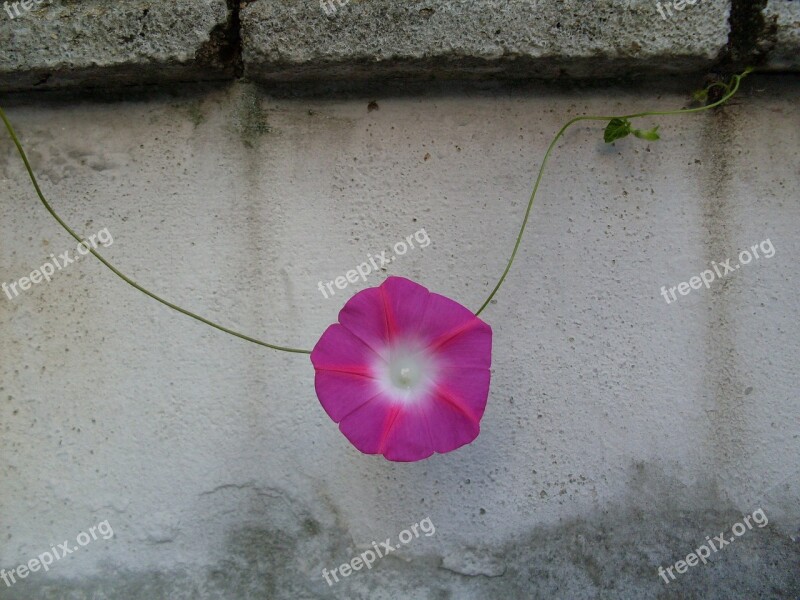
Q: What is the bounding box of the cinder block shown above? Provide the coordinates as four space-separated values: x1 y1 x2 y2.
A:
241 0 732 82
0 0 232 92
764 0 800 70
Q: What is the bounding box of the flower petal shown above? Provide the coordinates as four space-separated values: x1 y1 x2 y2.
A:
337 285 390 357
420 390 481 454
314 369 382 422
436 366 492 421
380 403 436 462
310 323 381 375
432 319 493 369
380 277 430 340
418 291 480 346
337 394 400 455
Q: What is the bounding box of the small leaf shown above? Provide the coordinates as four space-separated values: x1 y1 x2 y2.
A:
632 126 660 141
692 89 709 103
604 118 631 143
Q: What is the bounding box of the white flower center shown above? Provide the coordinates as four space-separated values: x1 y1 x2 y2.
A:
375 342 438 402
391 359 423 390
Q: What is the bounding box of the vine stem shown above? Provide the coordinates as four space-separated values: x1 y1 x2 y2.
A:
0 107 312 355
473 68 752 316
0 69 752 351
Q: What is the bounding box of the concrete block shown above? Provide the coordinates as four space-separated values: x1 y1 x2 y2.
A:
0 0 233 92
241 0 732 82
764 0 800 70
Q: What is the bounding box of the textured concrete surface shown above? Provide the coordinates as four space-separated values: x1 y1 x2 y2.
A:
0 77 799 598
3 0 800 93
0 0 232 92
241 0 732 82
765 0 800 70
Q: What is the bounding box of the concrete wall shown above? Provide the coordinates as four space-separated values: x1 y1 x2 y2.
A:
2 0 800 91
0 2 798 599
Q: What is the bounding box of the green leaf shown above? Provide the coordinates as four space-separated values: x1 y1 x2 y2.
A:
632 126 660 141
604 118 632 143
692 89 709 103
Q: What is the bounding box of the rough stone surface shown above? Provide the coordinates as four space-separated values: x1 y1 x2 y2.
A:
764 0 800 69
0 76 798 597
0 0 232 92
3 0 800 93
241 0 732 82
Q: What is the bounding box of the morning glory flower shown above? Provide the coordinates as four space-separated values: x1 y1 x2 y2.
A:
311 277 492 462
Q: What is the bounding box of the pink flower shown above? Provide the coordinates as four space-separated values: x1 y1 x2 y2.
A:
311 276 492 462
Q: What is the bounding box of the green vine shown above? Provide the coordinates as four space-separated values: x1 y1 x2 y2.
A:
0 107 312 355
474 67 753 315
0 68 752 351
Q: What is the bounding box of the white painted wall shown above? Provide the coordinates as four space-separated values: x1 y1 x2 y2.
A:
0 79 797 598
